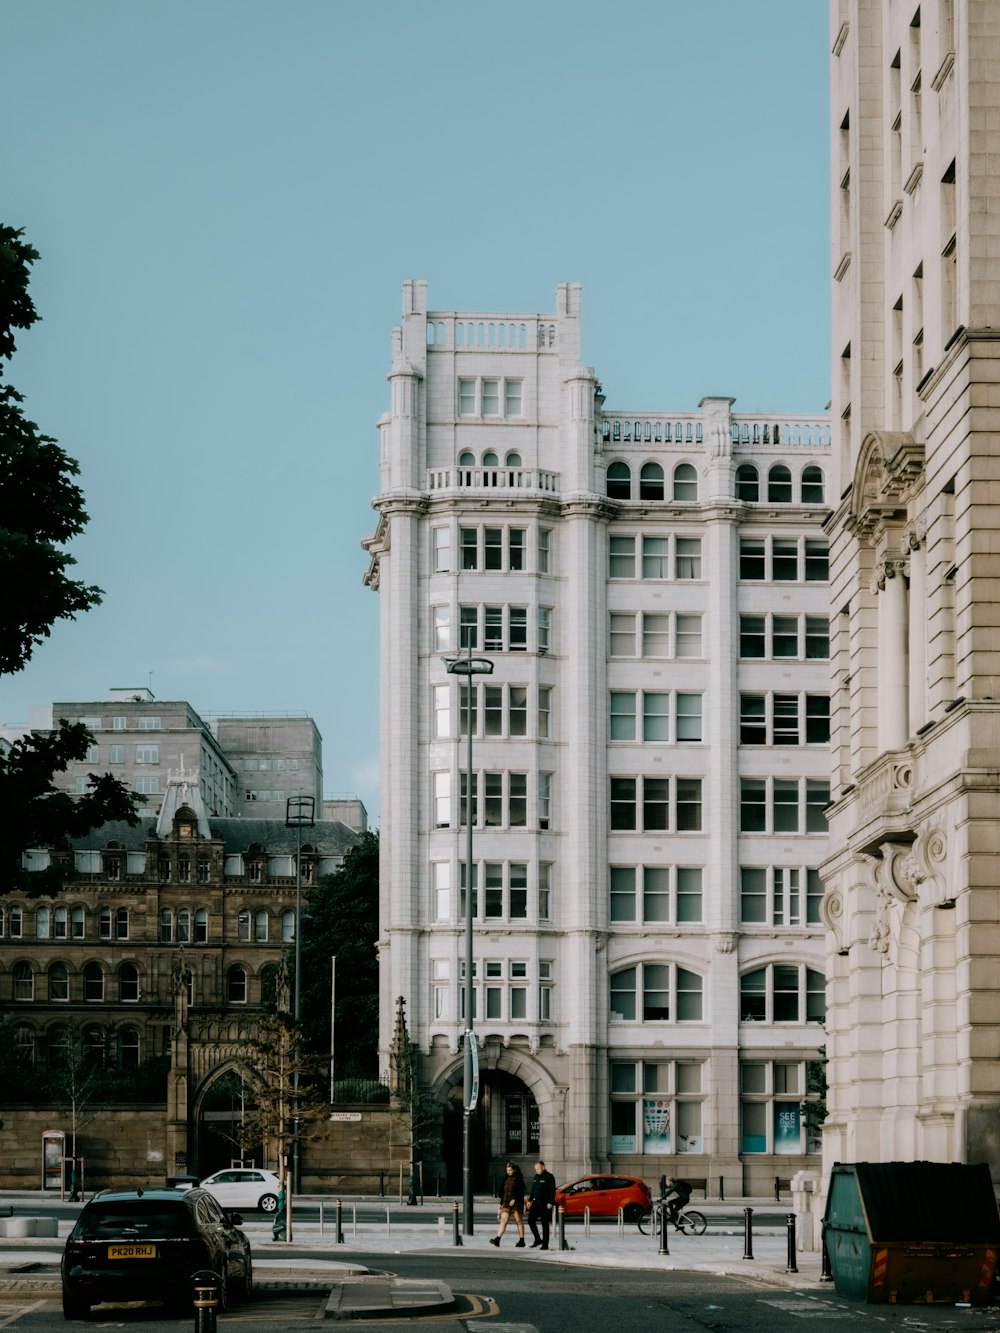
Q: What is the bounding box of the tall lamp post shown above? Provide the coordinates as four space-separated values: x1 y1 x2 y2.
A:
444 641 494 1235
286 793 315 1200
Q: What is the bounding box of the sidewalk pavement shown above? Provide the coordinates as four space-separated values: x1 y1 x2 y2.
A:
0 1196 825 1294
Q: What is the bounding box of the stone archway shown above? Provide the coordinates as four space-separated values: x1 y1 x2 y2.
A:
192 1065 262 1177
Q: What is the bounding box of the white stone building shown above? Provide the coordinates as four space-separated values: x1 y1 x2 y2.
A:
823 0 1000 1176
365 281 831 1192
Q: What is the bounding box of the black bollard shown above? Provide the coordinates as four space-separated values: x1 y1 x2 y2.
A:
742 1206 754 1260
785 1213 798 1273
820 1226 834 1282
558 1204 569 1251
191 1270 219 1333
774 1175 781 1203
335 1198 343 1245
658 1202 670 1256
452 1199 461 1247
718 1174 725 1202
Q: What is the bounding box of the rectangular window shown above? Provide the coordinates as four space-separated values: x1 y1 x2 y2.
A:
772 538 798 581
807 867 823 923
538 772 551 829
740 778 767 831
805 615 829 659
643 777 669 831
434 772 450 827
806 780 830 832
458 378 476 415
485 606 503 651
538 528 551 573
136 775 159 794
611 692 637 741
112 715 127 730
510 863 527 919
741 867 767 922
740 694 766 744
434 863 450 920
642 537 668 579
433 527 450 572
483 772 503 826
109 743 125 764
643 866 669 922
136 744 159 764
675 778 702 831
433 684 450 739
675 693 702 742
610 777 637 829
505 379 522 416
509 607 528 651
538 687 551 738
642 612 669 657
461 527 478 570
610 866 636 922
484 527 502 570
485 861 504 918
675 537 702 579
739 537 766 579
481 379 500 415
805 539 829 581
459 684 478 737
805 695 830 743
675 614 702 657
643 692 669 741
773 695 799 745
138 716 161 730
610 612 637 657
676 867 703 922
740 615 766 657
484 685 503 737
772 615 799 657
509 528 525 570
538 863 552 920
509 772 527 827
609 535 636 579
537 607 551 653
509 686 527 736
773 778 800 832
460 605 478 649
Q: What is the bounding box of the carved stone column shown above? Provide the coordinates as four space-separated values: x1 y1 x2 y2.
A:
872 556 909 750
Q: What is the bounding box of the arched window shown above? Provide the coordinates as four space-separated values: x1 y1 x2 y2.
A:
71 906 85 939
36 905 50 939
639 463 664 501
282 910 295 943
458 451 475 466
13 1026 34 1066
254 910 268 942
159 908 173 942
740 964 825 1023
49 962 69 1002
767 464 793 503
609 963 704 1022
119 963 140 1003
238 910 251 942
47 1024 72 1069
227 966 247 1004
13 961 33 1001
505 451 522 467
84 962 105 1002
118 1026 140 1067
801 465 825 503
9 904 22 939
115 907 129 940
194 908 208 943
53 906 68 939
176 908 191 943
83 1025 106 1065
98 906 112 940
607 462 631 500
672 462 698 502
735 463 759 501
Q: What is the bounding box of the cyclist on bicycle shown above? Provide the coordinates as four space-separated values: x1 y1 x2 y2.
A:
662 1176 692 1225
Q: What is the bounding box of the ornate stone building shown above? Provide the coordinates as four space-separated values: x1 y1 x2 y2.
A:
823 0 1000 1173
0 770 358 1180
365 281 831 1192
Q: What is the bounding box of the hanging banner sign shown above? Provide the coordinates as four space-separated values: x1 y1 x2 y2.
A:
467 1030 480 1112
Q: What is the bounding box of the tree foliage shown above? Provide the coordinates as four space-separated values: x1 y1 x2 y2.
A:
236 1010 328 1180
298 830 380 1082
0 226 142 887
0 226 103 674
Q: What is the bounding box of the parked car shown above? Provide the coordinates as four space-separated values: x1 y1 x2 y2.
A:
199 1167 282 1214
61 1187 252 1319
554 1174 653 1222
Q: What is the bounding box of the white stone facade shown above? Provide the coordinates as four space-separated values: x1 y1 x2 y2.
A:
824 0 1000 1177
365 281 831 1191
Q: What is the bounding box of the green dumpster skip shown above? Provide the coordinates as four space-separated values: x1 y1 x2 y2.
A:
823 1161 1000 1304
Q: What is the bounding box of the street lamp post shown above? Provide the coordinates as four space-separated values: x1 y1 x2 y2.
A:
285 794 315 1202
444 641 494 1235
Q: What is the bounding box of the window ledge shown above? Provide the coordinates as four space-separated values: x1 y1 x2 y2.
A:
931 51 955 92
833 252 852 283
904 162 924 195
832 21 849 56
884 199 903 230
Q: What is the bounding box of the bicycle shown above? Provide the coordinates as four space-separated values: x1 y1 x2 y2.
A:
637 1199 707 1236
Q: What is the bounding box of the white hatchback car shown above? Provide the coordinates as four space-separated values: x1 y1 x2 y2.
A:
199 1167 282 1214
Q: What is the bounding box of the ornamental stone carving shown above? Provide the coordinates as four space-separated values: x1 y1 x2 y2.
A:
869 555 910 594
714 933 738 954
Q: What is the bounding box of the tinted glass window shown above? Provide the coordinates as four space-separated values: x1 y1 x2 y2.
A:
76 1202 192 1239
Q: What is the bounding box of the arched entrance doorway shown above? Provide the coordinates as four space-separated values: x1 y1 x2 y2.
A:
442 1069 539 1194
195 1069 263 1177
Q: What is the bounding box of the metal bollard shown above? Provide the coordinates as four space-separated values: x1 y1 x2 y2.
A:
557 1204 569 1251
658 1204 670 1256
452 1199 462 1247
583 1205 590 1239
785 1213 798 1273
774 1175 781 1203
820 1226 833 1282
742 1206 754 1260
718 1174 725 1202
336 1198 343 1245
191 1269 219 1333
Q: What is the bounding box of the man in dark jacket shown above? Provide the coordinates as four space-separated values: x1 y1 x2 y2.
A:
526 1159 556 1249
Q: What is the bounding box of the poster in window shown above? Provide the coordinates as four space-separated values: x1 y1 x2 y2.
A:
642 1099 671 1154
506 1097 523 1153
773 1102 800 1155
528 1100 540 1154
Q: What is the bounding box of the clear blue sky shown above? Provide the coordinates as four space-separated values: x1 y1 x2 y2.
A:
2 0 830 825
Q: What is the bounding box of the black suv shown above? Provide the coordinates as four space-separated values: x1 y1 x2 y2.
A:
61 1187 252 1319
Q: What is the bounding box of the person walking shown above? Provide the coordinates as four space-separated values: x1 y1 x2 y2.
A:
490 1161 526 1247
525 1158 556 1249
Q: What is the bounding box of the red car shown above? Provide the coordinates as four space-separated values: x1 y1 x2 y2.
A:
554 1174 652 1222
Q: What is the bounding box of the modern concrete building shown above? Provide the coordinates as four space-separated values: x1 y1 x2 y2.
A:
208 713 323 819
823 0 1000 1176
365 281 831 1191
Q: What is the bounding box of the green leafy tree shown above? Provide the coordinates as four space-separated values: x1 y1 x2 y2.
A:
236 1011 328 1182
298 830 380 1084
0 226 141 889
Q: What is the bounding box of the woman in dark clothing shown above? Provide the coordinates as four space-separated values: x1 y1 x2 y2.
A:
489 1161 526 1247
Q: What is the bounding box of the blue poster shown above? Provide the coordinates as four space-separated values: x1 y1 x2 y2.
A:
773 1103 800 1155
642 1099 671 1154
